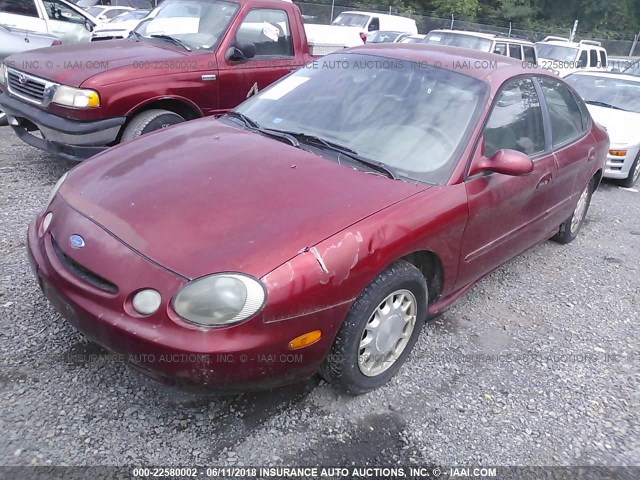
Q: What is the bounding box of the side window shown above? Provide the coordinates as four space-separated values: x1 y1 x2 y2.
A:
0 0 39 17
42 0 85 24
578 50 588 68
368 17 379 31
236 9 292 57
538 77 585 147
599 50 607 68
483 78 545 158
493 43 507 56
508 44 522 60
523 46 536 64
589 49 598 67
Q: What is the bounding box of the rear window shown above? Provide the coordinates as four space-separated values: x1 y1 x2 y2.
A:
424 31 493 53
0 0 39 17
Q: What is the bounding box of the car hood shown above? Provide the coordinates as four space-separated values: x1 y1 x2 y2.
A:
586 104 640 145
5 39 187 87
59 119 426 279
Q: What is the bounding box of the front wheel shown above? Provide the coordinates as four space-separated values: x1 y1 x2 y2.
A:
552 177 594 244
619 152 640 188
0 109 7 127
320 260 427 395
121 109 185 142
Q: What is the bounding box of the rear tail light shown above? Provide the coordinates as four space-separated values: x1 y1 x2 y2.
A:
360 32 367 43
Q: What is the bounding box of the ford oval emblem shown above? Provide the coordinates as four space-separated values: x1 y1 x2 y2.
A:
69 234 85 249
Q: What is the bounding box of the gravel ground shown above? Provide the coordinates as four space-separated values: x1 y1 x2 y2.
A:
0 126 638 468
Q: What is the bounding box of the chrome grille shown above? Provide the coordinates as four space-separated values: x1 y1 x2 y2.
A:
7 68 49 105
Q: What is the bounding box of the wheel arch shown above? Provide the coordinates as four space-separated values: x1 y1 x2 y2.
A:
399 250 444 304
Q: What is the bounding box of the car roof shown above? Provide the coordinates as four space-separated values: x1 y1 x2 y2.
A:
346 43 551 82
567 71 640 82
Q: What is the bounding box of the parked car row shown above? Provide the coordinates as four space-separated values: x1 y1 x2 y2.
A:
0 1 635 395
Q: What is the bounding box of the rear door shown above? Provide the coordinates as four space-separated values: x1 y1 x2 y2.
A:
536 76 594 227
456 77 556 288
0 0 47 34
217 7 299 112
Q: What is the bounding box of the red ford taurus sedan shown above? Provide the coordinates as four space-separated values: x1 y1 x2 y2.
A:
27 45 608 394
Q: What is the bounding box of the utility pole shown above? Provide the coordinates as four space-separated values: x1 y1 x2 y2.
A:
569 20 578 42
450 13 454 30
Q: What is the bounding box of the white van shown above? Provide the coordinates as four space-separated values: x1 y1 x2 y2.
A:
332 11 418 35
535 36 608 77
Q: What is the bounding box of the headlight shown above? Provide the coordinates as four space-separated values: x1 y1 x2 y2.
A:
52 85 100 108
46 172 68 208
0 63 7 86
172 274 266 327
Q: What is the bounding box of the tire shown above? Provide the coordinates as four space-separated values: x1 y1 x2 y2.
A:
0 109 7 127
552 177 595 244
121 109 185 142
618 152 640 188
320 260 427 395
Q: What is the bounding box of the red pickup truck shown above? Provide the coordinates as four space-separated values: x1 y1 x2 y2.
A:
0 0 345 161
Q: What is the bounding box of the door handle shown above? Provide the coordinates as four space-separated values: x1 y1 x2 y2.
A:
536 173 553 189
587 147 596 163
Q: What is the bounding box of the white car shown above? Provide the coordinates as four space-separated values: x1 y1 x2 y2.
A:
85 5 133 24
565 71 640 187
0 0 96 44
91 8 151 40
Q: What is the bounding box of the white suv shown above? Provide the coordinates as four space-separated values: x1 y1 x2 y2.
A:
423 29 537 64
535 36 608 77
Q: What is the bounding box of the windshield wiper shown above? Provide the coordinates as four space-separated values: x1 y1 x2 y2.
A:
223 113 300 148
224 111 260 129
149 34 192 51
270 131 399 180
585 100 628 111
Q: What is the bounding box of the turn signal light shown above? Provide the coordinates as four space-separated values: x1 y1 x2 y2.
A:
609 149 627 157
288 330 322 350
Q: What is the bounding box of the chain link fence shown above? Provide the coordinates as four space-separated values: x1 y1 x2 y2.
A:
295 1 639 57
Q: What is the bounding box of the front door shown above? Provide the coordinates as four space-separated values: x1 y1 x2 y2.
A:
456 77 556 289
42 0 92 43
216 7 298 112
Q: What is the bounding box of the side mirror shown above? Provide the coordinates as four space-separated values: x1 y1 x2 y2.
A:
469 149 534 177
85 20 95 32
225 42 256 62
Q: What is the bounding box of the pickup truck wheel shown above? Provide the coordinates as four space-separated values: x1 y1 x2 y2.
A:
552 177 595 244
320 260 427 395
0 109 7 127
122 109 185 141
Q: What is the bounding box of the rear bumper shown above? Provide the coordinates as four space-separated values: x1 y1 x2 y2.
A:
0 93 126 162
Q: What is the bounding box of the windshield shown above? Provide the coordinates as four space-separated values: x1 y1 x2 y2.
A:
565 74 640 113
367 31 401 43
134 0 239 51
86 6 105 17
332 13 368 28
424 32 493 53
234 54 488 184
110 9 149 22
536 44 578 61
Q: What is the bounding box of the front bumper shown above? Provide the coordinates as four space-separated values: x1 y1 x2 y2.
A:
0 93 126 162
27 197 342 390
603 145 640 180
